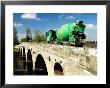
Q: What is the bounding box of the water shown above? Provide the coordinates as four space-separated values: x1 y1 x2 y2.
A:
14 48 64 75
14 50 34 75
14 49 48 75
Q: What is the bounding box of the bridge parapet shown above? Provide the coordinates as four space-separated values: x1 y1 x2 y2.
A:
19 42 97 75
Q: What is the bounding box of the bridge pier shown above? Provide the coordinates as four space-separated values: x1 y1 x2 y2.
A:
44 56 54 75
32 54 36 71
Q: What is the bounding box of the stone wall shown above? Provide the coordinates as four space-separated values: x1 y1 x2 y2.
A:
19 42 97 75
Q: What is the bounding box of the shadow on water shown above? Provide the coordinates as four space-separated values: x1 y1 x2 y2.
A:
23 47 26 70
14 48 25 75
27 49 33 75
14 48 48 75
14 48 34 75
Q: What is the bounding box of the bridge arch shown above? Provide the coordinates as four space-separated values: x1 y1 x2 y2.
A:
27 49 33 74
35 54 48 75
54 62 64 75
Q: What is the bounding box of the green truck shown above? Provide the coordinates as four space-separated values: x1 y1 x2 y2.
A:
46 21 86 46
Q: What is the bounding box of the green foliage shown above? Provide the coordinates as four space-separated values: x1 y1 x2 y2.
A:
20 38 27 42
33 30 46 43
20 27 32 43
14 26 19 45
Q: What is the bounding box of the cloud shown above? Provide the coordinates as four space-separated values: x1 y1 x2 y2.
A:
58 14 65 19
14 23 23 28
17 34 26 41
18 34 26 36
58 14 75 20
86 24 97 30
21 13 41 21
77 13 83 17
65 16 75 20
36 18 41 21
84 24 97 41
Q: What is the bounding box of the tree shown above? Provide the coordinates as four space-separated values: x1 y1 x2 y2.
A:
21 38 27 42
26 27 32 42
14 26 19 45
33 30 46 43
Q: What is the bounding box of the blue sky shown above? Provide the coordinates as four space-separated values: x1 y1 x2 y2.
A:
13 13 97 41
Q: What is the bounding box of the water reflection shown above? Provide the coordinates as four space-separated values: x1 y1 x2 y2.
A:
14 49 48 75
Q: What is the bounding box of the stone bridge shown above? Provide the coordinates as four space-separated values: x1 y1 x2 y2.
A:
16 42 97 76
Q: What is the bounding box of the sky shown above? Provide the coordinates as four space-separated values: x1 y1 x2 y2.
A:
13 13 97 41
